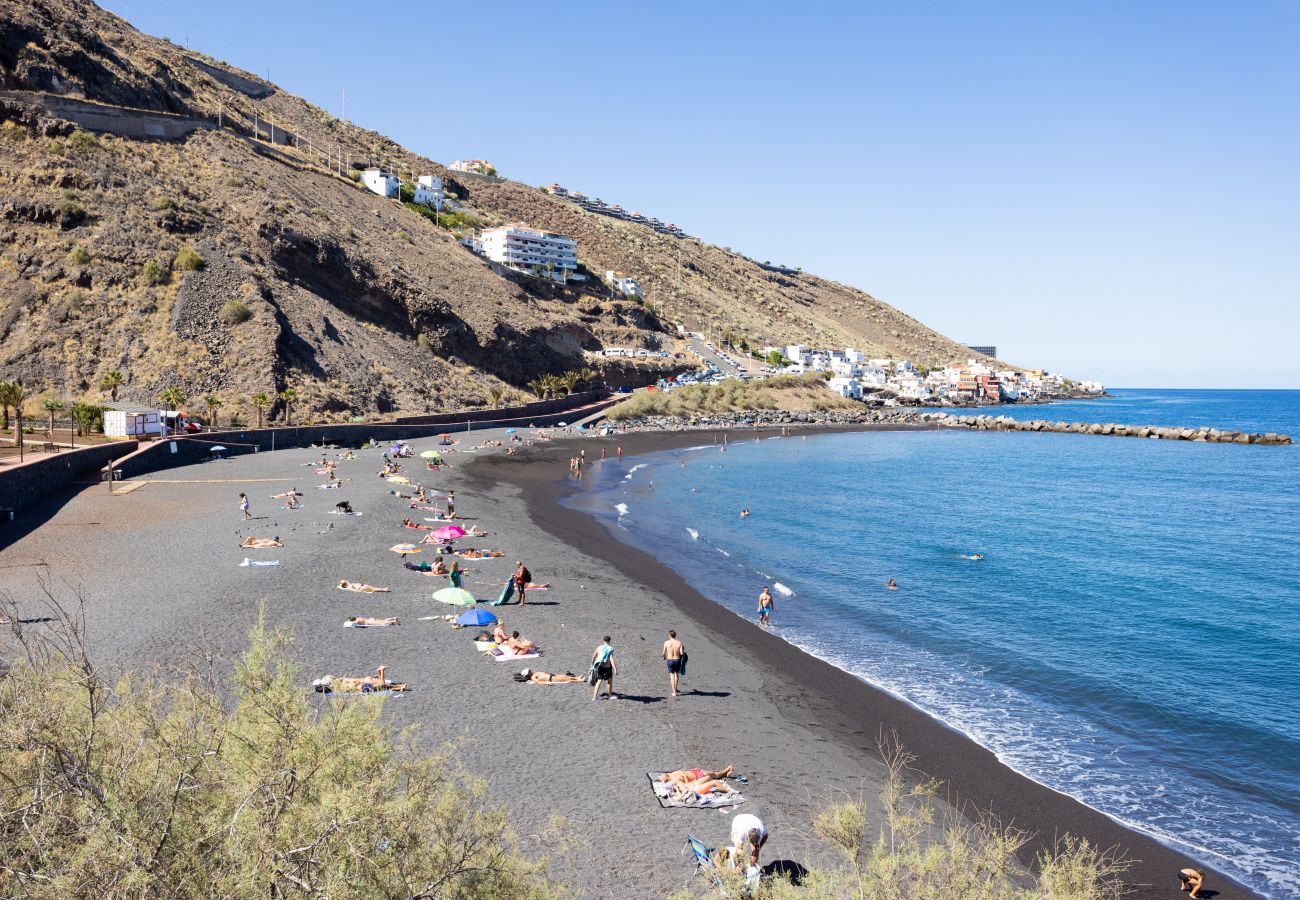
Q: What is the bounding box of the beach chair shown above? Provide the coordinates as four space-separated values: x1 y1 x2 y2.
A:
685 836 724 889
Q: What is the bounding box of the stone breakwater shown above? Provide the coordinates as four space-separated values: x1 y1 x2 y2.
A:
922 413 1292 445
606 408 1292 445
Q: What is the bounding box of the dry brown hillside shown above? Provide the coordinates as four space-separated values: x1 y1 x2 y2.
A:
1 0 986 420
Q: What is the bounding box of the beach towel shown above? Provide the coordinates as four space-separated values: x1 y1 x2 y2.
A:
492 580 516 605
648 774 746 809
488 646 542 661
344 620 396 628
473 640 497 652
328 510 362 515
239 558 280 567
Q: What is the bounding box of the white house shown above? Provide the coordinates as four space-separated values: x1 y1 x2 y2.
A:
449 159 495 175
103 402 161 438
604 270 644 299
413 175 443 207
858 366 888 389
480 223 578 282
827 377 862 399
360 167 399 199
459 236 483 254
785 345 808 364
1080 380 1105 393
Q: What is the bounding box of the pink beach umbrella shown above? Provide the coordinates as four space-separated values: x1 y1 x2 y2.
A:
432 525 466 542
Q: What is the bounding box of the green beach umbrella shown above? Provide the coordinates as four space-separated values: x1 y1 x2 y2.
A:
433 587 476 606
419 450 439 458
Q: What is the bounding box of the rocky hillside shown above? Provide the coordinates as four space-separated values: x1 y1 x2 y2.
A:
0 0 986 421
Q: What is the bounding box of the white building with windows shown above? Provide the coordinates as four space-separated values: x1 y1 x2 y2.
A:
827 377 862 399
480 223 578 282
449 159 495 175
604 270 644 299
413 175 443 206
360 167 399 198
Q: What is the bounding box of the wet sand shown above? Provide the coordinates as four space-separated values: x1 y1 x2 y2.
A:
0 426 1256 898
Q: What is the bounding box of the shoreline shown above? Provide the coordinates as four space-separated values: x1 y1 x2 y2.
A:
469 425 1259 899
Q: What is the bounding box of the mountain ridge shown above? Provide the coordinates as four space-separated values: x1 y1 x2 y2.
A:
1 0 993 419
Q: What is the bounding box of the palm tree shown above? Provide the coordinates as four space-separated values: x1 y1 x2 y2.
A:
484 386 505 408
204 396 222 429
0 380 20 432
558 371 580 396
250 393 270 428
42 396 64 436
160 385 186 410
100 370 124 402
526 378 547 400
279 387 298 426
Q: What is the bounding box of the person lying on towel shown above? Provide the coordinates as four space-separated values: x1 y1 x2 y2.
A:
502 630 536 655
514 668 584 684
240 536 283 548
673 778 738 804
312 665 407 693
338 580 390 593
345 616 399 627
658 766 734 786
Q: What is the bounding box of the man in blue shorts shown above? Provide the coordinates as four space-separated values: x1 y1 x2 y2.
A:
662 630 685 697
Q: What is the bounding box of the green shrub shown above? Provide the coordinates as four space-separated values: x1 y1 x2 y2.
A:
311 207 329 220
67 130 101 152
0 604 558 899
142 260 169 285
396 230 413 244
68 244 91 265
174 245 205 271
151 196 175 211
225 175 246 188
55 199 85 223
416 333 431 350
347 168 361 182
218 299 251 325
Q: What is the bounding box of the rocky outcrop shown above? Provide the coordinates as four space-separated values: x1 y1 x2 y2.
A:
914 413 1291 445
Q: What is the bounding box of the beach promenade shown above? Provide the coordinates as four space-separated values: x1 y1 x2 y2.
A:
0 426 1257 898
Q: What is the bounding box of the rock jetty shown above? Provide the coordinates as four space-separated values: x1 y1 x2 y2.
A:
605 408 1291 445
914 413 1291 445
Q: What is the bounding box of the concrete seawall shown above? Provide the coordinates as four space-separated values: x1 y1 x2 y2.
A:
0 441 138 519
920 412 1292 445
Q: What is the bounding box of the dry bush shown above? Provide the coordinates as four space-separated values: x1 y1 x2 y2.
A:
0 582 559 899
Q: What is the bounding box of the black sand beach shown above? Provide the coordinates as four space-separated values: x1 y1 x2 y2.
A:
0 426 1256 898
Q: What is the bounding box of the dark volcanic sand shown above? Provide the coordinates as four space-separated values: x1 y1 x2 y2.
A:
0 425 1255 898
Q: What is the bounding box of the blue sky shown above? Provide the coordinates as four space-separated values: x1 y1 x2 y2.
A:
108 1 1298 387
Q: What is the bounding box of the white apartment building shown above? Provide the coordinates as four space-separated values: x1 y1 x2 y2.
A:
480 223 578 281
414 175 443 207
827 377 862 399
360 167 398 199
604 271 644 299
858 366 888 389
449 159 495 175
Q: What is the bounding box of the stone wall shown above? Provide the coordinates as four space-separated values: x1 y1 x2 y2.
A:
114 399 618 479
0 441 138 518
392 390 606 425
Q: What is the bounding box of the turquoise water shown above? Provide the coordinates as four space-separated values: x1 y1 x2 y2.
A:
573 390 1300 898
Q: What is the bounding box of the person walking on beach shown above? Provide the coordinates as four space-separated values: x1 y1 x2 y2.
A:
757 587 774 626
591 636 617 700
445 491 455 517
601 447 606 461
662 630 685 697
239 492 250 521
617 445 623 462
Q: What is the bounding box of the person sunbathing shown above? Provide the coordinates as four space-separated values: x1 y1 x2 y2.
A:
283 496 302 509
517 669 584 684
338 580 391 593
673 778 737 803
458 549 504 559
270 488 302 499
345 616 399 627
240 536 283 548
314 665 407 693
340 451 357 460
402 518 433 530
658 765 734 786
503 631 537 654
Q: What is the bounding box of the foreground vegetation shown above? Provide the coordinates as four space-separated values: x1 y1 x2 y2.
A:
0 590 556 899
605 373 861 421
2 587 1126 898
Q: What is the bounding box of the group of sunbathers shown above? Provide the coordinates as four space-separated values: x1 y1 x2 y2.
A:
658 765 739 803
313 666 407 693
489 621 537 655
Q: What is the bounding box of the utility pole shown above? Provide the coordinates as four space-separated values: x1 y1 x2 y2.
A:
342 89 347 125
269 112 275 146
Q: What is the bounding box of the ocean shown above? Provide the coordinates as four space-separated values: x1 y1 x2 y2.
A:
570 389 1300 898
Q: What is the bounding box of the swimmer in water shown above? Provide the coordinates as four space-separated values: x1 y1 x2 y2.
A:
886 579 898 590
961 554 984 560
739 508 750 518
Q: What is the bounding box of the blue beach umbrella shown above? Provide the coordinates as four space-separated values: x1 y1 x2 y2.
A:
504 428 517 434
455 608 497 627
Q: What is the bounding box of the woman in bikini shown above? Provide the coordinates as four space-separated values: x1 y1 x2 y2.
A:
518 669 584 684
658 765 733 786
338 580 391 593
345 616 399 627
240 536 283 548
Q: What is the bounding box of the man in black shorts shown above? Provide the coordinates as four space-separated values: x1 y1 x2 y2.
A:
662 630 684 697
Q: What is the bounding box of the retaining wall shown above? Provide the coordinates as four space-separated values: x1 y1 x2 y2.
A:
393 390 604 425
0 90 214 140
0 441 138 517
114 399 619 479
